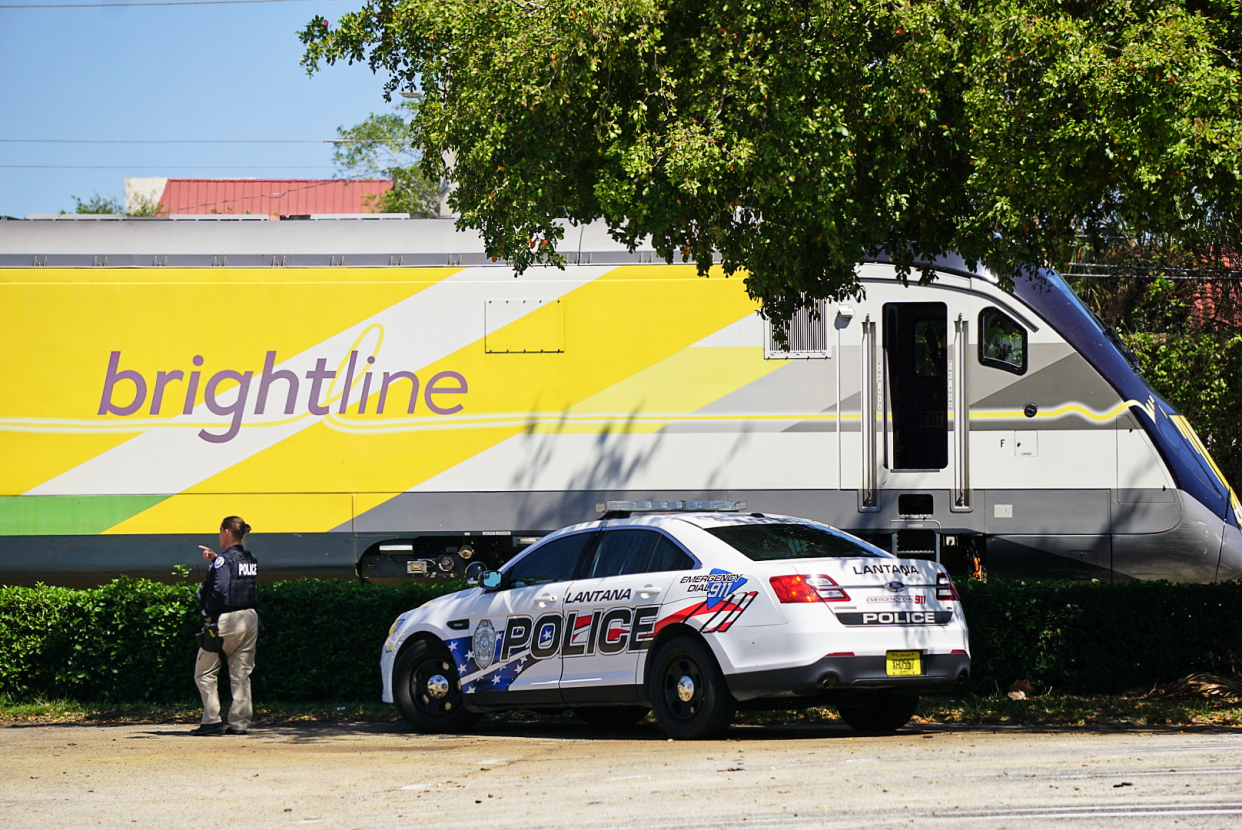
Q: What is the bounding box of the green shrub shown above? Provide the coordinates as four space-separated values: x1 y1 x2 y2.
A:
959 580 1242 694
0 583 76 699
0 578 461 703
252 579 459 701
3 578 1241 703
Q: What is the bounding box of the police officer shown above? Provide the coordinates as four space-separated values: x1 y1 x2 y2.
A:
190 516 259 736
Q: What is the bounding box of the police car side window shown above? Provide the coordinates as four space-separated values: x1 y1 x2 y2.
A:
648 536 695 572
586 529 660 579
505 533 594 588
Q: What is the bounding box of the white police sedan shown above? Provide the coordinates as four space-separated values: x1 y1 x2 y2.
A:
381 503 971 739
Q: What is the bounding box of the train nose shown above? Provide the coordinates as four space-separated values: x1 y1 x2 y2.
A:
1217 522 1242 582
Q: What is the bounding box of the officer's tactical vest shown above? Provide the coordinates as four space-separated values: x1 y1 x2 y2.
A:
222 547 259 609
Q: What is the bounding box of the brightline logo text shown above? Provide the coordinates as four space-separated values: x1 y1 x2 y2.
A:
98 350 469 443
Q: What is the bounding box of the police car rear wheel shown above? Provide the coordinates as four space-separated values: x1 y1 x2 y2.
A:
648 636 735 740
393 640 478 734
836 691 919 734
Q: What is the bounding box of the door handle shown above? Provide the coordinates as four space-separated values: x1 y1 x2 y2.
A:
536 593 558 606
638 585 662 599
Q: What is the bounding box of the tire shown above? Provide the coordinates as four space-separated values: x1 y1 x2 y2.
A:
647 636 736 740
576 706 649 730
836 691 919 734
393 639 479 733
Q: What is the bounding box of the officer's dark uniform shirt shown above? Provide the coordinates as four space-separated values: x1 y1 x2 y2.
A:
198 544 259 619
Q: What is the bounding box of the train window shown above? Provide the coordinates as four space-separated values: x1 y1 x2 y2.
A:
913 319 946 378
978 308 1027 375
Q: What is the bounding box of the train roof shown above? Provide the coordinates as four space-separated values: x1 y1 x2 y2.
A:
0 215 657 268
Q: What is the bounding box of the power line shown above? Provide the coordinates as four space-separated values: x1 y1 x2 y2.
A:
0 0 315 8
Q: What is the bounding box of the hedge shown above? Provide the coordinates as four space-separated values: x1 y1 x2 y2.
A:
0 577 455 703
959 580 1242 694
2 577 1241 703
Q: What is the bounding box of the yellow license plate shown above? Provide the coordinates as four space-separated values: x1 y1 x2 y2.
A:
885 650 922 676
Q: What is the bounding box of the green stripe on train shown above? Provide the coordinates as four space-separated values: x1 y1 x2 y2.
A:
0 496 170 535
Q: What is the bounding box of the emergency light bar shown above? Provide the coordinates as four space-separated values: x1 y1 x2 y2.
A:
595 500 747 513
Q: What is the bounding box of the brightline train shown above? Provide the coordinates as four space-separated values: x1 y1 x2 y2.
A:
1 214 1238 587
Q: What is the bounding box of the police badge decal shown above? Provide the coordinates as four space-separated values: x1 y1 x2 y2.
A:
472 619 498 670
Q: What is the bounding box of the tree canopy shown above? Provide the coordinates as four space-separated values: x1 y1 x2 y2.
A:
63 191 161 217
302 0 1242 322
332 101 441 217
68 192 124 215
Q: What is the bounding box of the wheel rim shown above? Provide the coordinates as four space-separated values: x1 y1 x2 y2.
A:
426 674 450 699
662 655 704 721
412 657 458 717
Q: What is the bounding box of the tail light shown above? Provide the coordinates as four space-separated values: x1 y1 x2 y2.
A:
936 572 959 601
769 574 850 603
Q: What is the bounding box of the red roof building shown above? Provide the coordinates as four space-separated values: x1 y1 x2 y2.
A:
126 177 393 217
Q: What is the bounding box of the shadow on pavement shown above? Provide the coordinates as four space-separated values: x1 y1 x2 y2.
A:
6 715 1241 742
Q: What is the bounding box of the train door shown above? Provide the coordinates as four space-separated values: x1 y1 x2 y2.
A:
883 303 949 472
841 293 971 523
874 301 971 560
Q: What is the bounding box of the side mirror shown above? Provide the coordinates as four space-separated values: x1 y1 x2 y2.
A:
480 570 503 590
464 561 486 584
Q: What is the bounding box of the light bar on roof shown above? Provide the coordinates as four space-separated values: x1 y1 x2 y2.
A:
596 500 747 513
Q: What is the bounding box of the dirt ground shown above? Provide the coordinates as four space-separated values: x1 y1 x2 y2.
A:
5 718 1242 829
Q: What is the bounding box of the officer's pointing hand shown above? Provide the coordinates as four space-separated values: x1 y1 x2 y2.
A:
198 545 218 562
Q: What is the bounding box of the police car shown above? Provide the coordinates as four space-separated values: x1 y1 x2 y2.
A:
380 503 971 739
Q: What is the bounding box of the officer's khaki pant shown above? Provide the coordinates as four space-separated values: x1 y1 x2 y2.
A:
194 608 258 731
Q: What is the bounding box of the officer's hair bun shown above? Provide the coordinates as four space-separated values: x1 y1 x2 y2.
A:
221 516 250 538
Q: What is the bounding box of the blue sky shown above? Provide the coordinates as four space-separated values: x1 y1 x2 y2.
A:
0 0 397 217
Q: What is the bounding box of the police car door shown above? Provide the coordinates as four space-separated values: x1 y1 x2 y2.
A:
457 531 595 708
558 529 694 703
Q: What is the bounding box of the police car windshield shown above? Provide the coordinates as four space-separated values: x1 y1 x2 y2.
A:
706 523 888 561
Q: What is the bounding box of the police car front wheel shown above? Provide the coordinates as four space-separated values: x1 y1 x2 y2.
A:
393 640 479 734
648 636 735 740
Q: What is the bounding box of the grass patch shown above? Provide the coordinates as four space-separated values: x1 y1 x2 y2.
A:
4 694 1241 729
0 696 90 723
0 697 400 726
919 693 1242 728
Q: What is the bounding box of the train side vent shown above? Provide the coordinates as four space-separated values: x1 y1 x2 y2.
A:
765 299 831 359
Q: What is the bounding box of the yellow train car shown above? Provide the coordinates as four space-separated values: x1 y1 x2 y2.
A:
2 215 1239 585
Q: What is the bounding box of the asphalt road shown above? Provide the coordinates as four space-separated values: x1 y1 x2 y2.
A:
4 718 1242 829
